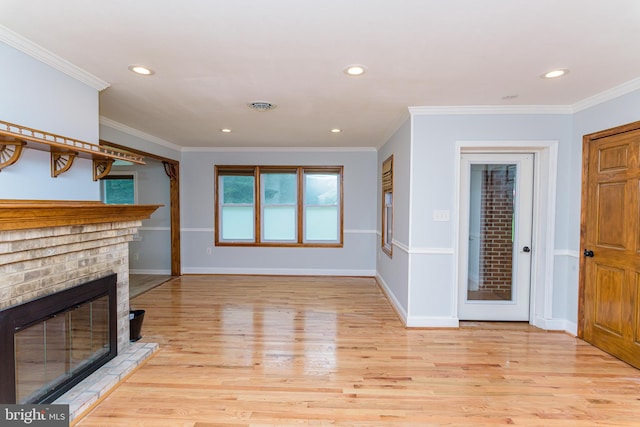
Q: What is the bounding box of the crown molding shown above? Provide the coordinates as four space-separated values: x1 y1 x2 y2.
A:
99 116 183 152
409 105 573 115
571 77 640 113
0 24 109 91
409 77 640 117
181 145 377 153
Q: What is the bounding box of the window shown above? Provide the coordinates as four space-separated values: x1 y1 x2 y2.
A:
215 166 343 247
101 172 137 205
218 169 255 241
261 170 297 242
381 155 393 256
304 171 340 242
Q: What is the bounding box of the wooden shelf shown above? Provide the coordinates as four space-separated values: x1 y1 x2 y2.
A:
0 200 161 231
0 120 145 179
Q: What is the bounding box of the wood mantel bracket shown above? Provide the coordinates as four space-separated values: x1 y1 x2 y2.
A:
51 151 78 177
0 120 145 177
93 158 115 181
0 138 26 172
163 161 178 181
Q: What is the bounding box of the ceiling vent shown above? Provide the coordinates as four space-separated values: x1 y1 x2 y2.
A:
247 101 277 112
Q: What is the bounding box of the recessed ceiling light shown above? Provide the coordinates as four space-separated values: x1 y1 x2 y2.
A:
331 128 342 133
128 65 154 76
220 128 232 133
542 69 568 79
502 94 519 100
344 65 366 76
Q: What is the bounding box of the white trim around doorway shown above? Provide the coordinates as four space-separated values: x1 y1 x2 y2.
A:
453 140 559 331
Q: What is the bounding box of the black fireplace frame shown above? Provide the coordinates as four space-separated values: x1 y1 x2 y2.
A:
0 273 117 404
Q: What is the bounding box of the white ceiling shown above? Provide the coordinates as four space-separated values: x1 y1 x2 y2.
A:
1 0 639 149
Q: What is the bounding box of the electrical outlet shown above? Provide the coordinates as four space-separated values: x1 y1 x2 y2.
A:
206 247 212 255
133 252 139 261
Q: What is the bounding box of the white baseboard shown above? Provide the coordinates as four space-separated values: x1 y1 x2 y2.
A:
533 316 577 336
375 274 459 328
406 316 459 328
181 267 376 276
375 273 408 325
129 269 172 275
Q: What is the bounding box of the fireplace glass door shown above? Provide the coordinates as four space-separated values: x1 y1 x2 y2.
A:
14 295 110 403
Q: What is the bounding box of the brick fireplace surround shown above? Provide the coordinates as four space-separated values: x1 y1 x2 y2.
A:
0 200 161 422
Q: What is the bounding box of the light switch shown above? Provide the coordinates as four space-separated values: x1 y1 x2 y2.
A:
433 209 450 222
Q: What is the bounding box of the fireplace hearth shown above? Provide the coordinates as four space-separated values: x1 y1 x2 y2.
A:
0 274 117 404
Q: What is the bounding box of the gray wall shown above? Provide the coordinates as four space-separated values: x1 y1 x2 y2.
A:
377 88 640 331
99 124 181 275
0 42 99 200
180 148 377 275
108 161 172 274
409 113 572 325
376 118 411 319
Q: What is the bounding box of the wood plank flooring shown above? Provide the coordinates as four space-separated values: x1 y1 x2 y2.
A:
129 274 174 299
78 275 640 426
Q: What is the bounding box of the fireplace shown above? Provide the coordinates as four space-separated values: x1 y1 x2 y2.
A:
0 274 117 404
0 200 160 419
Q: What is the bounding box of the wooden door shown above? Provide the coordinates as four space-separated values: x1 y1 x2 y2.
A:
580 121 640 369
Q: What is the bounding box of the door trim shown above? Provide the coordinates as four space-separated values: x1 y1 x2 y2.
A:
578 120 640 338
454 140 558 328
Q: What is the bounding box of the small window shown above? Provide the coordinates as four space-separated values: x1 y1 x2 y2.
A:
215 165 343 247
261 170 297 242
218 169 256 242
101 172 137 205
381 155 393 257
303 171 340 243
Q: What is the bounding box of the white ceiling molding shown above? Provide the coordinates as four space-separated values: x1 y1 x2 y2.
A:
99 117 183 151
571 77 640 113
409 105 573 116
0 24 109 91
409 76 640 117
181 146 377 153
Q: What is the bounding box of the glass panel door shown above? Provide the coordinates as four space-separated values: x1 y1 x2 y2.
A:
467 163 517 302
459 153 533 321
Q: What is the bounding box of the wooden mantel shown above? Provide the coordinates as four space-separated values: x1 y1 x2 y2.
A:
0 200 161 231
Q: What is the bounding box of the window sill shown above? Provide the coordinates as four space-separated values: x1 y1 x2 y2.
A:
215 242 343 248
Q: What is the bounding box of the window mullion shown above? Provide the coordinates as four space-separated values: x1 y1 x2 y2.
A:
255 166 261 243
297 167 303 244
216 174 222 243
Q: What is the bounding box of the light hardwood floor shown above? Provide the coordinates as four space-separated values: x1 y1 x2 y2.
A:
78 275 640 426
129 274 174 299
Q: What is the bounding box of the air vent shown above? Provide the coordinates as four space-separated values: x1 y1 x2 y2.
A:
247 101 277 111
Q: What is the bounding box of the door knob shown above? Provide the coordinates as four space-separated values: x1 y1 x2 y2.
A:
522 246 531 253
584 249 594 257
